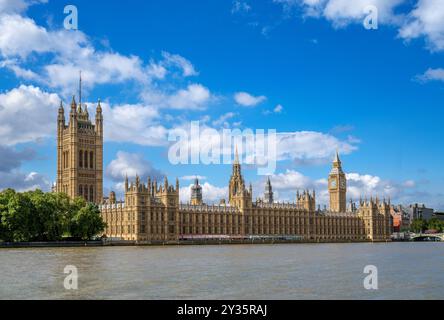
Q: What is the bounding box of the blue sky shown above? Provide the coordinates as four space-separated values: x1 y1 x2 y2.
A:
0 0 443 209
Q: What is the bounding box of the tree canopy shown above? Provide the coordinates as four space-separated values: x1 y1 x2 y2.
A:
410 217 444 233
0 189 106 242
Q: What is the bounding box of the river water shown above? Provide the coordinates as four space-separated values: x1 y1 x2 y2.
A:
0 243 443 299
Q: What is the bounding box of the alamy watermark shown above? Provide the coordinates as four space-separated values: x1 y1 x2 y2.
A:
363 5 378 30
64 265 78 290
64 5 78 30
168 121 277 175
363 265 378 290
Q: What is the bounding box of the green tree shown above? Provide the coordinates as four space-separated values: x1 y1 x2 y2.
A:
410 218 427 233
0 189 106 242
69 202 106 240
0 189 16 240
1 191 35 242
27 191 72 241
427 217 444 233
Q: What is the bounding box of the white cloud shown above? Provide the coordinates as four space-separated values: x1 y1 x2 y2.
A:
276 131 358 164
98 101 169 146
0 59 39 80
234 91 267 107
212 112 237 127
106 151 163 182
415 67 444 82
167 84 211 110
0 10 205 104
0 170 50 192
0 13 88 60
345 173 419 203
260 169 432 208
269 169 313 190
0 85 59 145
180 175 207 181
274 0 404 25
161 51 198 77
323 0 404 27
399 0 444 52
274 0 444 52
0 0 46 14
274 104 283 113
232 1 252 14
263 104 284 115
180 182 228 204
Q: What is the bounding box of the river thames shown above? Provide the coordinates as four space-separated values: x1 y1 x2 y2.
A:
0 243 443 299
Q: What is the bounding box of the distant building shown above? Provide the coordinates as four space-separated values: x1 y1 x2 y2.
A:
390 205 411 232
408 203 434 221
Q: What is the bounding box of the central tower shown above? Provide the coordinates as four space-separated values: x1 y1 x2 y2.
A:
328 150 346 212
56 75 103 203
228 147 252 208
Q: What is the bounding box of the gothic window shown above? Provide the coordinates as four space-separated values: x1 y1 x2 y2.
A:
79 150 83 168
79 185 83 196
84 151 88 169
84 185 88 201
90 151 94 169
90 186 94 202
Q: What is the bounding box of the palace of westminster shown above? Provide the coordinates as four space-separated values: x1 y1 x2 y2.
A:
56 88 392 243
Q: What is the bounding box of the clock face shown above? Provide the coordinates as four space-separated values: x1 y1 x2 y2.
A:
340 179 346 189
330 178 337 188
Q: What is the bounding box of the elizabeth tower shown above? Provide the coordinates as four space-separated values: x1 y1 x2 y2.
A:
328 151 346 212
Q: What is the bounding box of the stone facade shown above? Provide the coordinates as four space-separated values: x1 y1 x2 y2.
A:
55 86 391 243
56 78 103 204
99 151 392 243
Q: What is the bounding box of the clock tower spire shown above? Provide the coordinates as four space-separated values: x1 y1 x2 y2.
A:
328 150 346 212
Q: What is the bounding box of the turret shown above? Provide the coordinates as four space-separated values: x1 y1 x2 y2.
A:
109 191 116 204
135 174 140 188
95 99 103 137
296 189 316 212
264 176 274 204
58 101 65 127
190 177 203 205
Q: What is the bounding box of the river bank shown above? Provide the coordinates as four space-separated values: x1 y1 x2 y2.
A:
0 238 391 248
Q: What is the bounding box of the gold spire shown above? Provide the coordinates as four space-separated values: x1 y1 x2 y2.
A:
234 145 239 164
77 71 83 113
334 149 341 164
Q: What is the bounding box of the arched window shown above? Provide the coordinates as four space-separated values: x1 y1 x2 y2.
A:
90 186 94 202
79 185 83 196
84 185 88 201
84 151 88 169
90 151 94 169
79 150 83 167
